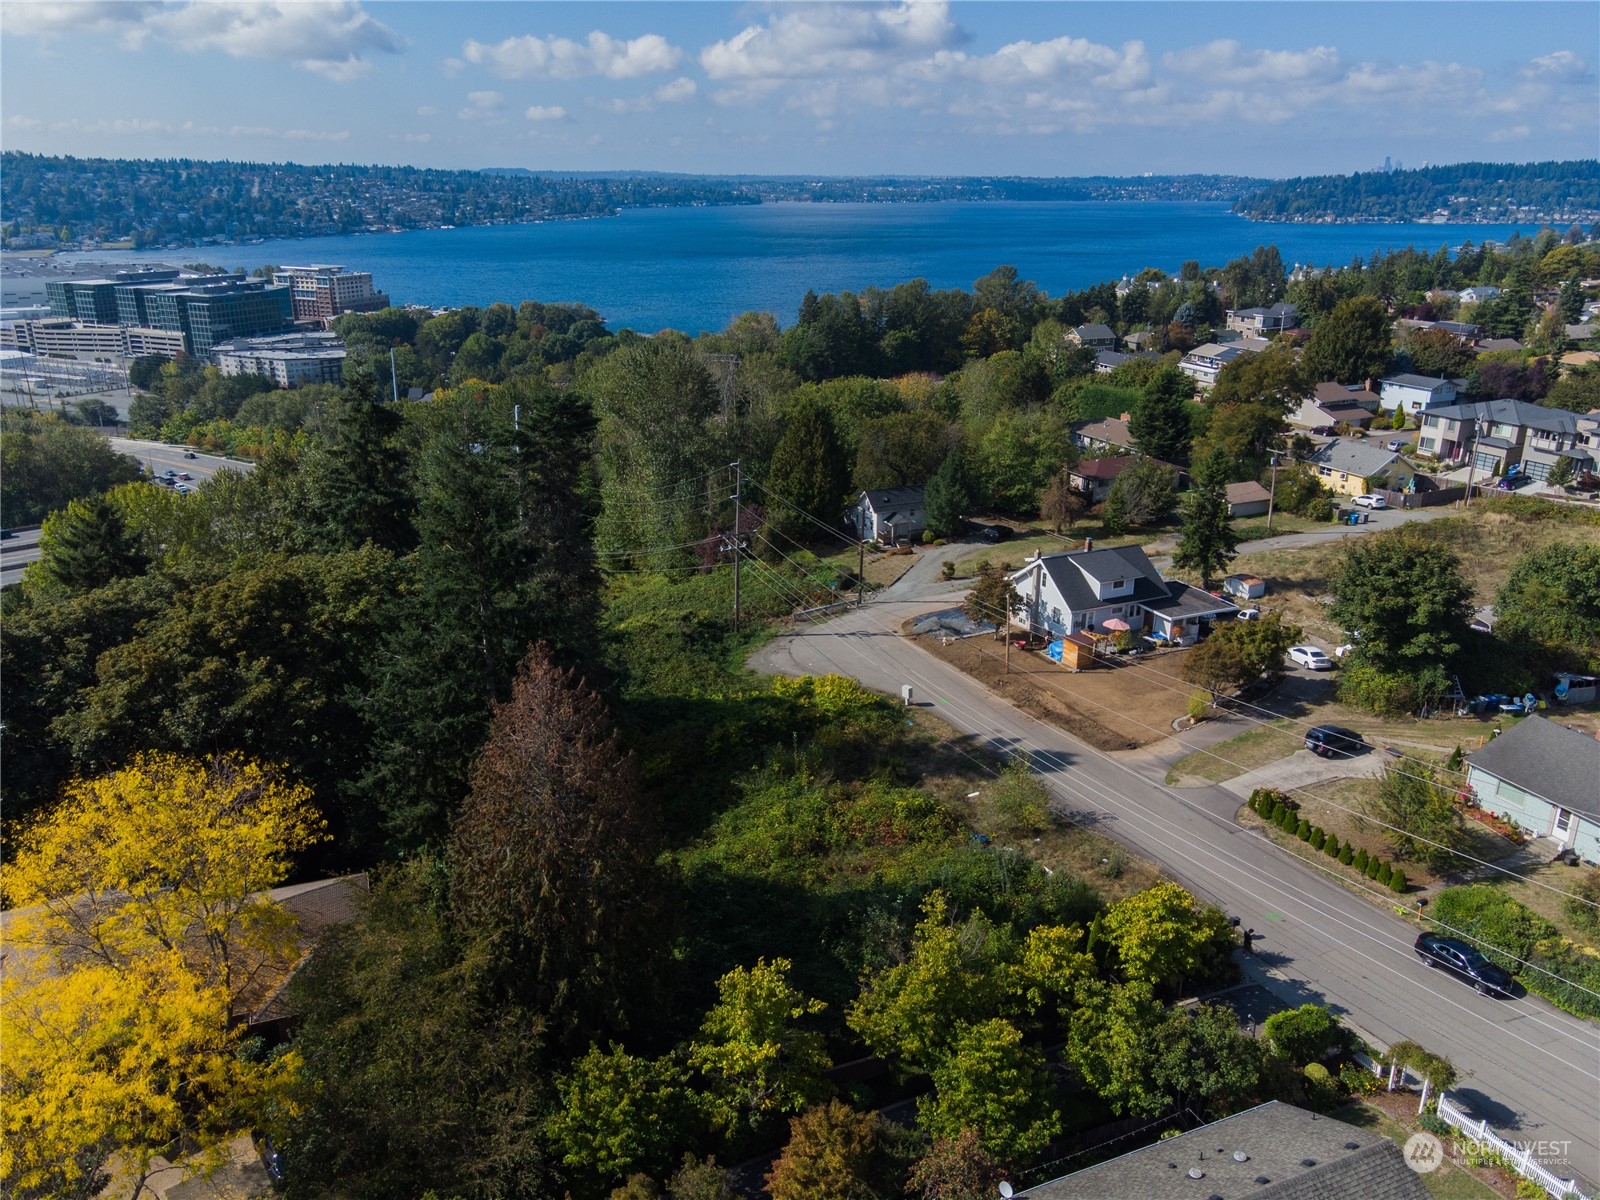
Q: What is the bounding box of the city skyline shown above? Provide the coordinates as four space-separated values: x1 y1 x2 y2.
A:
1 1 1595 178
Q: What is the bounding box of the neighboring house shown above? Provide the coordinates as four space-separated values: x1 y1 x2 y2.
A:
1179 341 1258 390
1309 439 1416 496
1225 480 1272 517
1122 330 1158 352
1225 302 1298 333
1466 715 1600 863
1398 318 1480 343
1566 323 1596 342
1289 394 1376 431
1381 373 1458 415
1068 322 1118 350
1093 349 1159 374
1071 416 1133 454
1068 455 1138 503
1417 398 1598 480
1021 1101 1430 1200
847 486 926 544
1314 380 1383 412
1476 337 1523 354
1459 285 1501 305
1010 545 1237 646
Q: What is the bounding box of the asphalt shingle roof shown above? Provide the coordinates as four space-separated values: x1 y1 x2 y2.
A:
1468 715 1600 821
1384 373 1455 391
1310 439 1403 479
1030 546 1170 613
1022 1102 1429 1200
1423 398 1578 436
860 486 926 511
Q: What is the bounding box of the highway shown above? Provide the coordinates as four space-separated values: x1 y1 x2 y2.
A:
0 439 250 588
751 568 1600 1194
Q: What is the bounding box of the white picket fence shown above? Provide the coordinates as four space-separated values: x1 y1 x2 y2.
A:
1436 1093 1590 1200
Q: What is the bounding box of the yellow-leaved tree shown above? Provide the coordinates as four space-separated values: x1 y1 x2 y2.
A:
1 752 326 1200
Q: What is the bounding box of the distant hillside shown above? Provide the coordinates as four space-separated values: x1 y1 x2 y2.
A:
1234 160 1600 224
2 153 1268 250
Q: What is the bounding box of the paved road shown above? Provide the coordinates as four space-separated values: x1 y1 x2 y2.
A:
0 526 43 587
109 437 252 482
752 594 1600 1194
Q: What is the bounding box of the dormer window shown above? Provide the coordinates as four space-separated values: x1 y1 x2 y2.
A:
1112 579 1125 589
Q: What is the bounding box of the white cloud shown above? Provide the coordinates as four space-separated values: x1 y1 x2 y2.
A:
1487 125 1532 142
5 1 404 79
5 114 45 130
229 124 350 141
458 91 507 121
402 132 432 143
701 2 960 80
1162 40 1342 86
462 30 681 80
525 105 567 121
1519 50 1590 82
601 76 698 115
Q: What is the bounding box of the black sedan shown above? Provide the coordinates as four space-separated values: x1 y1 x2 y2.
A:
1415 933 1514 996
1304 725 1365 758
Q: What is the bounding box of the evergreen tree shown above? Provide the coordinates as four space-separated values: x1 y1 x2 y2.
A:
449 645 661 1041
765 399 850 546
1302 296 1392 384
1559 274 1585 325
1171 451 1239 589
311 372 415 553
924 447 978 538
1493 262 1536 338
1128 365 1195 465
33 493 147 594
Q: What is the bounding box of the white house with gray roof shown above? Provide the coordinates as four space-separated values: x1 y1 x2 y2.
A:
1009 545 1237 646
1466 715 1600 863
1381 373 1458 415
847 487 926 544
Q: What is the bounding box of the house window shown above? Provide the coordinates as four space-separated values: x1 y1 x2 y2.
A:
1420 438 1436 451
1112 579 1125 589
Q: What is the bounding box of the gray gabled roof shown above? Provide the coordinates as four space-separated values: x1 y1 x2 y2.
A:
1018 546 1169 613
1076 322 1117 340
1145 581 1240 619
1468 715 1600 821
1310 439 1403 478
859 486 925 512
1422 398 1578 435
1022 1102 1429 1200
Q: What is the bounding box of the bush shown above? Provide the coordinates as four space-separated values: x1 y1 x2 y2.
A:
1338 846 1354 866
1430 885 1556 969
1365 858 1382 881
1309 828 1326 852
1302 1062 1340 1111
1389 868 1407 893
1270 801 1288 824
1418 1113 1452 1137
1564 868 1600 936
1305 496 1335 522
1353 848 1369 873
1323 834 1340 858
1296 819 1312 841
1187 691 1209 724
1263 1004 1340 1065
1340 1062 1380 1095
1376 861 1393 887
1337 662 1430 718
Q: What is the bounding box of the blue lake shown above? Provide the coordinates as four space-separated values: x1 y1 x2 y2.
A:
66 202 1532 335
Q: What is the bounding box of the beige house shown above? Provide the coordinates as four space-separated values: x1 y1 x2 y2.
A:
1309 439 1415 497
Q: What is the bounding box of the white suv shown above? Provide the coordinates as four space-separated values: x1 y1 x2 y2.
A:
1353 494 1388 509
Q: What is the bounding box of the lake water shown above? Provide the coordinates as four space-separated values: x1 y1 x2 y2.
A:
60 202 1531 335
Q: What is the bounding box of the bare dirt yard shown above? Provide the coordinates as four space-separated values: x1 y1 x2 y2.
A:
905 622 1195 751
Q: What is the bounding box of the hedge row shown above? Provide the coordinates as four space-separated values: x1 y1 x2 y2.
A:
1248 788 1408 893
1429 884 1600 1020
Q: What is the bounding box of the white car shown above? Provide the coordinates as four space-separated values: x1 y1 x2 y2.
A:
1289 645 1334 671
1353 494 1388 509
1235 607 1261 621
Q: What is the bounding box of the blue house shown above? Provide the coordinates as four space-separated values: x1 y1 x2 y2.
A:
1466 715 1600 864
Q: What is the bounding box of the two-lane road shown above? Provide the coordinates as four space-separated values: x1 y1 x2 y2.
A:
752 597 1600 1194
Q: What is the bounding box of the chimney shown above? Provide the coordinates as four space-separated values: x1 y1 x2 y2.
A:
1084 536 1094 552
1119 412 1132 422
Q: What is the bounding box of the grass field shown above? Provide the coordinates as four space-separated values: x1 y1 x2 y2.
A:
1165 722 1304 785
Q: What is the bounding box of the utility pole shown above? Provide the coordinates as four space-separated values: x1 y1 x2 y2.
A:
389 347 400 404
1462 416 1483 507
1265 452 1279 533
857 533 865 607
731 462 742 631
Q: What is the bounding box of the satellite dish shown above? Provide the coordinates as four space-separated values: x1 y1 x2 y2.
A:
999 1184 1015 1198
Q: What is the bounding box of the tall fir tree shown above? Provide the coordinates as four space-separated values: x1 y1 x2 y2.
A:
33 493 147 594
1128 365 1195 465
765 399 850 547
311 372 415 553
923 447 978 538
1171 450 1240 590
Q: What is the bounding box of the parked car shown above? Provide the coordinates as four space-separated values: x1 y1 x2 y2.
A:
1304 724 1364 757
972 523 1013 543
1289 645 1333 671
1235 607 1261 621
177 472 193 481
1386 440 1411 452
1414 933 1513 997
1308 425 1336 436
1353 494 1388 509
1496 474 1531 490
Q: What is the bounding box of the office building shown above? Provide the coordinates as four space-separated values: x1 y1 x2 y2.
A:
212 331 346 388
272 265 389 321
0 317 186 358
48 270 180 323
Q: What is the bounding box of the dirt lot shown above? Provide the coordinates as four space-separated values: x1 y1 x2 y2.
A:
906 623 1195 751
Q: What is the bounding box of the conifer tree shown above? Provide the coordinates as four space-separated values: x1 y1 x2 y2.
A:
1172 451 1239 590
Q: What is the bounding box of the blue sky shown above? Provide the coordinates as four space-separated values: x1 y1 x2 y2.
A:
2 2 1595 177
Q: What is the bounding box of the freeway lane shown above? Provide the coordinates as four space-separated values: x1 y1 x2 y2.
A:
752 596 1600 1194
109 437 252 483
0 526 43 587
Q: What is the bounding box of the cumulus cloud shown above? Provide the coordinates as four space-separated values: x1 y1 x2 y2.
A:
525 105 567 121
462 30 681 80
701 1 960 81
4 1 404 79
229 124 351 141
1162 40 1342 86
1519 50 1591 82
458 90 507 120
601 76 699 114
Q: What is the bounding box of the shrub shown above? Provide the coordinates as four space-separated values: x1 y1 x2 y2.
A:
940 561 957 581
1270 801 1287 824
1309 828 1326 852
1305 496 1335 522
1263 1004 1340 1065
1338 846 1354 866
1302 1062 1340 1111
1376 861 1393 887
1419 1113 1451 1137
1430 885 1556 969
1323 834 1341 858
1187 691 1209 724
1365 858 1382 881
1353 848 1369 873
1296 819 1312 841
1389 868 1407 893
1564 868 1600 936
1340 1062 1380 1095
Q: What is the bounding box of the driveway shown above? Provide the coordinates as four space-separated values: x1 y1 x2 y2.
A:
750 596 1600 1194
1222 746 1387 800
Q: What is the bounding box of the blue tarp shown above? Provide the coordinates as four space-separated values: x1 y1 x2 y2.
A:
1045 639 1065 663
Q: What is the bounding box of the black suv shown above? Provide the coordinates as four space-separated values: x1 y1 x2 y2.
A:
1304 725 1364 758
1415 933 1513 996
972 523 1013 543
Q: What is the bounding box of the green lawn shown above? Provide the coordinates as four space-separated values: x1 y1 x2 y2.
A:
1164 721 1303 785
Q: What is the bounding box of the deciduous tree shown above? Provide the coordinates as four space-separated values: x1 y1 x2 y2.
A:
1100 882 1234 993
920 1019 1060 1165
764 1101 891 1200
1038 471 1088 533
549 1044 701 1182
1302 296 1392 384
448 645 660 1039
906 1129 1005 1200
1494 544 1600 671
1328 528 1472 670
1101 458 1176 534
